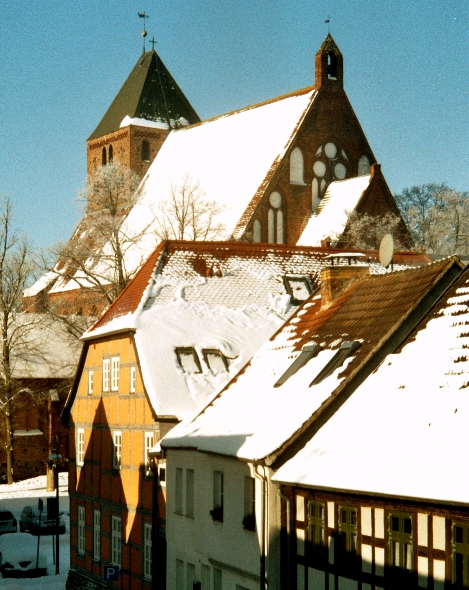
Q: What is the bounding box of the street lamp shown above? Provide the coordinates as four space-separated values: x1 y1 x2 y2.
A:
48 447 62 575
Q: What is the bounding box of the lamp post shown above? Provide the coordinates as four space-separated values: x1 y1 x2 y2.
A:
48 447 62 575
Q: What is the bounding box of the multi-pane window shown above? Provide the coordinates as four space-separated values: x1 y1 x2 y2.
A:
143 522 152 580
453 521 469 587
77 505 85 555
111 516 122 566
308 501 326 548
88 370 94 394
102 359 110 392
112 431 122 470
93 510 100 561
175 468 183 514
111 357 120 391
130 366 136 393
339 506 358 553
77 429 85 466
243 476 255 530
144 432 154 474
186 469 194 518
211 471 224 522
389 513 413 571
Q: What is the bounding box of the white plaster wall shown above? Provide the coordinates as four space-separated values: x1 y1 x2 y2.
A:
166 449 282 590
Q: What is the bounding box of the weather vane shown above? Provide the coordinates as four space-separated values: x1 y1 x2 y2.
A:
325 16 331 33
138 12 150 53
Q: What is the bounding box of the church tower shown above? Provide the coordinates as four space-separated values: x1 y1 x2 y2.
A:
87 50 201 179
315 33 344 89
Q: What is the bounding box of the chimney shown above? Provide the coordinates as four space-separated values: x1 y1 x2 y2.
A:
321 255 370 308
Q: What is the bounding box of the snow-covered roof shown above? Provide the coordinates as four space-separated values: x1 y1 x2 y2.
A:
161 257 461 458
298 175 371 246
273 265 469 505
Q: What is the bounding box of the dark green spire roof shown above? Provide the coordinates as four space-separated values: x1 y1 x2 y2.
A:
88 50 201 141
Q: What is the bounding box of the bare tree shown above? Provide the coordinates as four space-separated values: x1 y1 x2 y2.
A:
395 184 469 255
335 211 409 251
0 197 42 483
153 173 227 241
45 162 146 314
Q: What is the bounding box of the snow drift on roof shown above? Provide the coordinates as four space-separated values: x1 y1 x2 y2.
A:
298 175 371 246
273 268 469 505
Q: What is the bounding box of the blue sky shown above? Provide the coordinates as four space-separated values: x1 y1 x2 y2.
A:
0 0 467 248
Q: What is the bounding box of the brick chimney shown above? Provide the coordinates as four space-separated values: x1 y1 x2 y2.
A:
321 257 370 308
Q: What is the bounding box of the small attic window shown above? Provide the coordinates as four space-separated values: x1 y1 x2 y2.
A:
175 348 202 374
142 140 150 162
283 276 313 304
310 341 361 386
327 52 337 79
203 349 229 373
274 343 323 388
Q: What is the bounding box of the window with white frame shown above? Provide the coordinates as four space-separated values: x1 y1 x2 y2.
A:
210 471 224 522
130 366 136 393
158 460 166 486
111 516 122 566
102 359 110 392
77 428 85 466
111 357 120 391
112 431 122 470
144 432 154 474
243 476 255 531
77 505 85 555
88 370 94 395
93 510 100 561
186 469 194 518
175 468 183 514
143 522 152 580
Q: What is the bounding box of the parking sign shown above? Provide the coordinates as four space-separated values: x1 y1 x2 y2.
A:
103 565 119 582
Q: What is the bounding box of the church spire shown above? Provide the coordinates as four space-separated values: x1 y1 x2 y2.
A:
315 33 344 90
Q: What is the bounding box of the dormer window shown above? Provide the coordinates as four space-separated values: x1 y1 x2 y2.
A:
310 341 361 386
283 276 313 304
175 348 202 374
274 343 323 387
327 52 337 79
203 349 229 373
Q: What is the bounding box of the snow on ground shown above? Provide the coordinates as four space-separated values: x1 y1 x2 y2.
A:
0 473 69 589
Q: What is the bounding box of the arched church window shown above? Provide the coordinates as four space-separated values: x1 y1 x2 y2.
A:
102 147 107 166
358 155 371 176
311 142 348 212
108 144 113 163
290 147 304 184
327 52 337 79
142 140 150 162
253 219 262 243
268 192 284 244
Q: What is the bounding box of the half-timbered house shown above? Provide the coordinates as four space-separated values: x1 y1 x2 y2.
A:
160 256 462 590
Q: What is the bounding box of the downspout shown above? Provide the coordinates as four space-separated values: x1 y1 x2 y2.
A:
277 485 291 590
254 464 267 590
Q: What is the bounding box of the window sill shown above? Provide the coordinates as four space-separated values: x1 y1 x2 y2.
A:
290 181 307 186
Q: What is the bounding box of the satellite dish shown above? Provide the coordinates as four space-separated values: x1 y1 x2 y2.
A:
379 234 394 268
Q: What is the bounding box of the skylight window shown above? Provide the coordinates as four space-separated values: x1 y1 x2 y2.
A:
203 349 229 373
274 343 323 388
283 276 313 304
309 341 361 386
175 348 202 374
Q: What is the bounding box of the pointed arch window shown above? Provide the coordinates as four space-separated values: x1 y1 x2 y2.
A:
253 219 262 243
290 147 305 185
268 192 284 244
142 140 150 162
102 147 107 166
327 52 338 79
108 144 113 163
358 155 371 176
